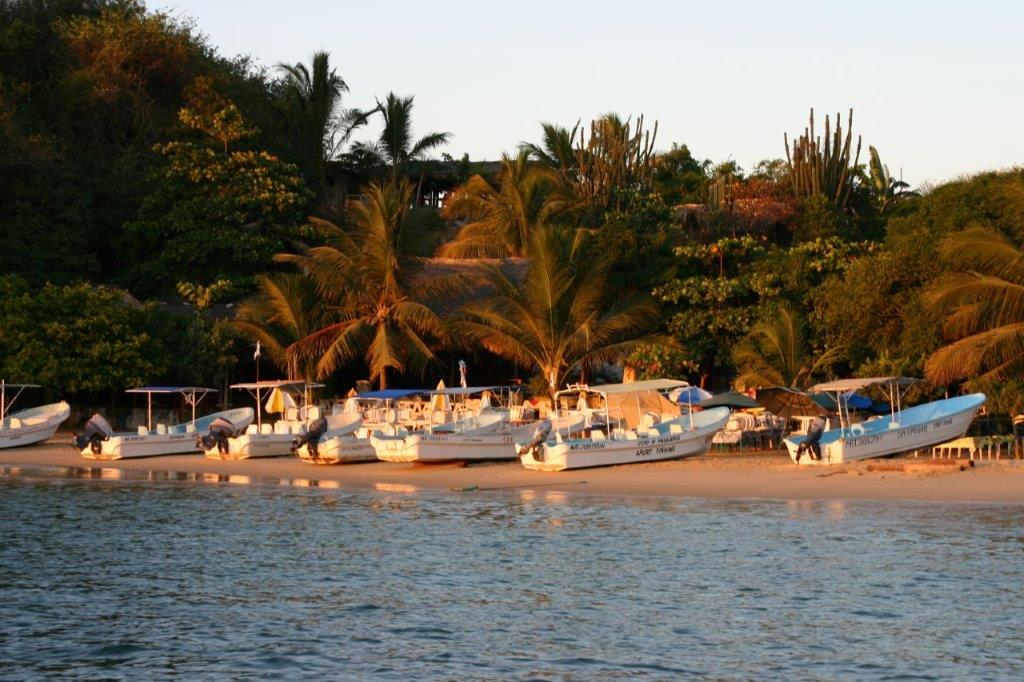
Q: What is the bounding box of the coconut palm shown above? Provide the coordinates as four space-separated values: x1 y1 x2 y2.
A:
732 305 841 390
438 151 566 258
349 93 450 178
277 179 450 388
233 273 326 380
520 121 579 171
276 51 352 185
925 188 1024 384
450 225 665 397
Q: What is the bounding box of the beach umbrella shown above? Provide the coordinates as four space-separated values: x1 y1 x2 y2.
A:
264 387 298 414
430 379 450 412
698 391 759 409
755 387 827 418
671 386 714 405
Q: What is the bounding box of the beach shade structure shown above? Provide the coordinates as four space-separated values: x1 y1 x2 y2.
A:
264 387 298 414
698 391 759 409
755 387 828 419
671 385 714 405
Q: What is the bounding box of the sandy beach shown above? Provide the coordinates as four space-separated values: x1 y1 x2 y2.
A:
1 431 1022 503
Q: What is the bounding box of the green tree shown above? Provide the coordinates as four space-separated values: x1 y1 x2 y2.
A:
233 272 326 380
438 151 562 258
732 305 841 390
279 179 451 388
924 184 1024 385
348 92 450 178
450 226 664 397
122 77 310 295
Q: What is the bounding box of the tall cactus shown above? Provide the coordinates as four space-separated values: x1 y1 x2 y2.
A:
784 108 862 209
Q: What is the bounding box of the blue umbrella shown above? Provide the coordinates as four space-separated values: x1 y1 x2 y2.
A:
843 391 873 410
673 386 714 405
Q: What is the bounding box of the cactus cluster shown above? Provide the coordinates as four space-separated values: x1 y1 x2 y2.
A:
784 109 862 209
573 114 658 214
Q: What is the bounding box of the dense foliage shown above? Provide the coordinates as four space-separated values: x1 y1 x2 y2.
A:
2 0 1023 418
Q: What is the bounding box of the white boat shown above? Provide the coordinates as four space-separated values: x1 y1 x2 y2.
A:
784 377 987 465
370 385 555 462
293 412 377 464
204 380 323 460
76 386 253 459
0 381 70 449
518 380 731 471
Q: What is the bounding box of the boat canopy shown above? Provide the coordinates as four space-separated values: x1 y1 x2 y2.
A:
230 380 325 390
432 386 503 396
356 388 431 401
126 386 217 395
698 391 759 409
560 379 687 397
809 377 920 393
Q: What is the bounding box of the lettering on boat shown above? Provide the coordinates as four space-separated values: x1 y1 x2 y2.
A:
637 447 653 457
897 424 929 440
932 417 953 429
569 442 607 451
847 433 884 448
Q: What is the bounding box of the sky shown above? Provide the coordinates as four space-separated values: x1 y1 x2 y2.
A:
153 0 1024 187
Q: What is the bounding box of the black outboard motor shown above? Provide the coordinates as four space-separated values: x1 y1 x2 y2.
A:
72 414 113 454
291 417 328 458
517 419 552 460
197 417 240 455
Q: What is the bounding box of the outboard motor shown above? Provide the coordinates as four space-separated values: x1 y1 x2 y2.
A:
196 417 240 455
291 417 328 458
517 419 552 460
72 414 113 454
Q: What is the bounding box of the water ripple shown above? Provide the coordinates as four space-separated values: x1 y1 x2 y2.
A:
0 472 1023 679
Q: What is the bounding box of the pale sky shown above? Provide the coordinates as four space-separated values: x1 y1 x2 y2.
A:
154 0 1024 187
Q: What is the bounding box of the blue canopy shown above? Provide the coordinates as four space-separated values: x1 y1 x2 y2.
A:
356 388 430 400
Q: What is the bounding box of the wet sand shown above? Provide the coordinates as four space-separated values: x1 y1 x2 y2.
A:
3 432 1023 503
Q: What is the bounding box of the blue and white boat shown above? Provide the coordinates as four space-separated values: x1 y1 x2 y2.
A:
784 377 986 465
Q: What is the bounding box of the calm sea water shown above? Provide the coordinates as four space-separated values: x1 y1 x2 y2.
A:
1 468 1023 680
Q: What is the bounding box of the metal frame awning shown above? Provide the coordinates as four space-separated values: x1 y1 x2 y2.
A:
125 386 218 429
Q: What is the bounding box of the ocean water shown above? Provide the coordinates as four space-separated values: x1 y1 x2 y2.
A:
1 468 1023 680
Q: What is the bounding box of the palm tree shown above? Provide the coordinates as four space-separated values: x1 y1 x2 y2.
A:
233 273 326 380
276 51 351 186
732 305 841 390
520 121 579 171
438 151 565 258
278 179 450 388
450 226 665 398
349 93 450 179
925 188 1024 384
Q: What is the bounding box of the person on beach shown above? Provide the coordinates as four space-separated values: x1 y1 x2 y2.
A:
795 415 826 462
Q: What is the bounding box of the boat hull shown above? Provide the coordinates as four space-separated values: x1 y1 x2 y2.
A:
373 416 586 463
0 402 70 449
82 432 204 460
520 409 729 472
205 433 295 460
296 436 377 465
784 393 986 465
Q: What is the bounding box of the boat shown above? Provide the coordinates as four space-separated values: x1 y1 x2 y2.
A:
784 377 987 465
0 381 70 449
203 380 323 460
370 386 566 463
292 411 377 464
75 386 252 459
374 382 589 462
518 380 731 471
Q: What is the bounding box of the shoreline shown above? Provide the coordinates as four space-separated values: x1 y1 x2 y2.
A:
2 436 1024 504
